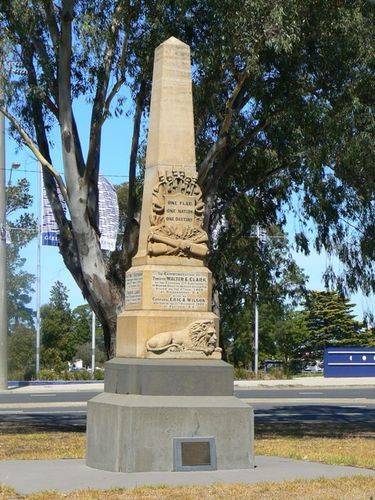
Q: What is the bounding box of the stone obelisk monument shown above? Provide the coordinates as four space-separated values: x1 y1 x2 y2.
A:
86 37 254 473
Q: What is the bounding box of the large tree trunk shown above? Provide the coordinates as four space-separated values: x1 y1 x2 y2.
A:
57 1 122 358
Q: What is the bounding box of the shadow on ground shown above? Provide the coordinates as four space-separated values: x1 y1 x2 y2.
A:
0 414 86 434
255 404 375 439
0 404 374 439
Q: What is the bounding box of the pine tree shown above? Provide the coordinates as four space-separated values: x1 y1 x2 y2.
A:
41 281 74 369
304 291 367 359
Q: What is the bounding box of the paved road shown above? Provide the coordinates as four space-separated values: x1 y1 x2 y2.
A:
0 391 100 404
235 387 375 400
0 387 373 430
0 387 373 404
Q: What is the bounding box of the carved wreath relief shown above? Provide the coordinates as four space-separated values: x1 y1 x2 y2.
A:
146 320 221 356
148 167 209 259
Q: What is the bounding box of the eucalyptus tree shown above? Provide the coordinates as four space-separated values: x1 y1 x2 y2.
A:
6 178 37 330
0 1 373 356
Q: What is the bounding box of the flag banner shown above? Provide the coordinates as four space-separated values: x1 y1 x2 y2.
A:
42 185 66 246
98 175 119 251
4 225 11 244
41 176 118 250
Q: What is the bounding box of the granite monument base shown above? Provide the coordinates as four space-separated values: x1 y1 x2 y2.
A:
86 359 254 473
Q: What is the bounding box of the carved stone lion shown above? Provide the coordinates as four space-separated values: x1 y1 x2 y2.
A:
146 320 219 356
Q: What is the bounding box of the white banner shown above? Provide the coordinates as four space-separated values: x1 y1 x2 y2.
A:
98 175 119 251
5 225 11 244
41 176 119 251
42 184 66 246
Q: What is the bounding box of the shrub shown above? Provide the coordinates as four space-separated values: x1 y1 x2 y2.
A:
71 370 91 380
38 368 61 380
266 366 290 379
234 367 252 380
94 369 104 380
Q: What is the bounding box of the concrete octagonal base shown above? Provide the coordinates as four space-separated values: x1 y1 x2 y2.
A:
104 357 234 396
86 393 254 473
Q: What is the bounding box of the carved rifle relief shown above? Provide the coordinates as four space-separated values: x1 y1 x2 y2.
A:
147 167 209 259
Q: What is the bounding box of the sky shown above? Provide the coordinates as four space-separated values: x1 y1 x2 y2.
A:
5 97 374 321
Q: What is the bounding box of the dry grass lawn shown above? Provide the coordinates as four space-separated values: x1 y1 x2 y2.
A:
1 476 375 499
0 431 85 461
0 422 374 470
0 422 374 498
256 436 375 469
1 432 374 469
256 422 375 469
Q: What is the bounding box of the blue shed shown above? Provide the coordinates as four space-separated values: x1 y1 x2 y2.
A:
324 347 375 377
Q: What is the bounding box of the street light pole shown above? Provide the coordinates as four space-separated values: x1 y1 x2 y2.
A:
0 92 7 390
35 162 42 377
254 223 260 376
91 312 96 379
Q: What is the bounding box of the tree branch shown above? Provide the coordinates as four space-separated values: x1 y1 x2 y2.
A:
120 79 146 273
59 0 74 125
41 0 60 49
215 163 295 222
59 0 83 191
0 105 68 201
1 2 59 114
85 0 127 179
127 79 146 220
100 27 131 127
198 71 250 187
20 46 59 119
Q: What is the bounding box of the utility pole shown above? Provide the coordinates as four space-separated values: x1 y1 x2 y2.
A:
0 88 7 390
35 162 42 377
250 225 285 376
91 312 96 379
254 223 260 376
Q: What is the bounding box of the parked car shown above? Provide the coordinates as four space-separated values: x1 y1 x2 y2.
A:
263 359 283 373
303 361 323 372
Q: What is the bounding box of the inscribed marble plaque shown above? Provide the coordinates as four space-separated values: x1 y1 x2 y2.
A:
125 271 143 305
152 271 208 310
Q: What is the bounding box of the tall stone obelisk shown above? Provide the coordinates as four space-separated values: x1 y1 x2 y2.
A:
116 37 219 358
86 37 254 473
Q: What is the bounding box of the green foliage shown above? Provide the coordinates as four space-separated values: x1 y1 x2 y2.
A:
6 178 33 215
94 369 105 380
6 178 37 331
37 368 62 381
40 368 89 381
75 342 106 368
227 287 374 372
218 224 307 367
68 369 91 381
71 305 93 348
37 368 104 381
6 177 37 379
233 366 252 380
303 291 371 358
41 283 106 370
40 347 67 373
0 0 374 353
7 250 35 330
49 281 70 311
233 366 291 380
41 281 75 365
8 325 35 380
271 311 310 365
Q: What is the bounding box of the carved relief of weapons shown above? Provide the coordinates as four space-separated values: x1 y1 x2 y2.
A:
148 231 208 258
